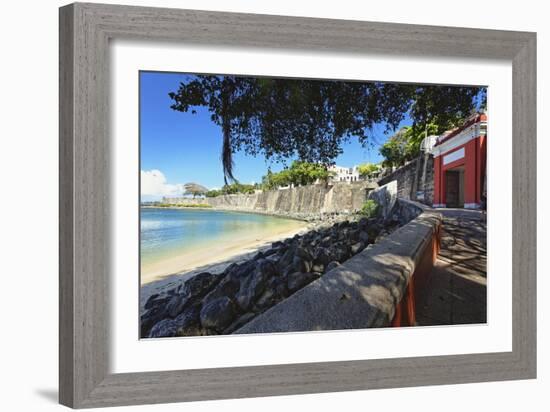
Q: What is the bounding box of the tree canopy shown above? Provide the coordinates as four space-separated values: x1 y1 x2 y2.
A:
357 163 381 179
169 75 485 182
261 161 334 190
206 182 257 197
183 182 208 198
379 115 470 168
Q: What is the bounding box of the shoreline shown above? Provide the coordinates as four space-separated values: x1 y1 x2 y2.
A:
139 207 362 311
139 242 272 312
140 217 310 282
139 224 311 311
140 205 313 223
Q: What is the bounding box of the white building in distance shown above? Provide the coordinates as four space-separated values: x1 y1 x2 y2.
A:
328 165 362 183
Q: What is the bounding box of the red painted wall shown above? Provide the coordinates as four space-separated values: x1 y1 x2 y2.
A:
433 133 486 208
464 139 478 205
433 156 442 204
391 224 441 327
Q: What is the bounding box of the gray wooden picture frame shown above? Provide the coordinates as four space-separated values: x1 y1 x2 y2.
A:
59 2 536 408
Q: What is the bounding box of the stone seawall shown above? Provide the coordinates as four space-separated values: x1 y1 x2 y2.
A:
378 155 434 206
165 182 375 220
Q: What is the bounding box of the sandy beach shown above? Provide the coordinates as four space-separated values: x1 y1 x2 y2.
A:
140 219 309 285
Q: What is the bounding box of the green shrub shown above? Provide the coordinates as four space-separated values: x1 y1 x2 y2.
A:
360 200 379 218
184 203 212 208
205 190 222 198
157 203 212 208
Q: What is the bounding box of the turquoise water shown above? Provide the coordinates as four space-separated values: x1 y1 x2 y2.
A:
140 207 300 268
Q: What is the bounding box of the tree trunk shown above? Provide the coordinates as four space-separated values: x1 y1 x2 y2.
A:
221 80 234 185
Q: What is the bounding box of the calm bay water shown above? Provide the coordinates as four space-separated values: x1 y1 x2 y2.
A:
140 207 301 269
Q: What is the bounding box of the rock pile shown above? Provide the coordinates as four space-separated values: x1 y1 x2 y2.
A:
141 217 390 338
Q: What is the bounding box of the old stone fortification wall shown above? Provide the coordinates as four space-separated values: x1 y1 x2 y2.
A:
377 155 434 206
165 182 374 219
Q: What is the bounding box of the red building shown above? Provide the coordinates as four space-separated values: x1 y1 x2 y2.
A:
431 113 487 209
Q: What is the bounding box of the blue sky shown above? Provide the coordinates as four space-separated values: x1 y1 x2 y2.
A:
140 71 409 199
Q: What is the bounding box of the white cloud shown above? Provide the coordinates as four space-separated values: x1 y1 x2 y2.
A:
140 169 183 197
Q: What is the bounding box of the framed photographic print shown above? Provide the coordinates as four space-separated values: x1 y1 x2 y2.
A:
59 2 536 408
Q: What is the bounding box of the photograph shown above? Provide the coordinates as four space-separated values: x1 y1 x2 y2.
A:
139 72 488 338
0 0 542 410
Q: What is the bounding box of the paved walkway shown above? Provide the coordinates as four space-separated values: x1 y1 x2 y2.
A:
416 208 487 325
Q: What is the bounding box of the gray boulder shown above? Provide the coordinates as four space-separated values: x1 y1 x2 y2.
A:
143 292 173 311
202 271 243 307
269 276 289 299
173 304 201 332
235 260 274 311
254 288 276 310
331 244 350 262
289 255 311 274
226 261 256 280
348 229 361 242
262 247 278 258
165 294 187 318
359 231 370 244
148 318 178 338
200 297 237 332
357 217 369 229
313 247 335 266
140 305 168 338
165 272 222 318
277 247 295 270
295 245 313 261
253 251 264 260
287 271 318 293
148 303 202 338
183 272 221 297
